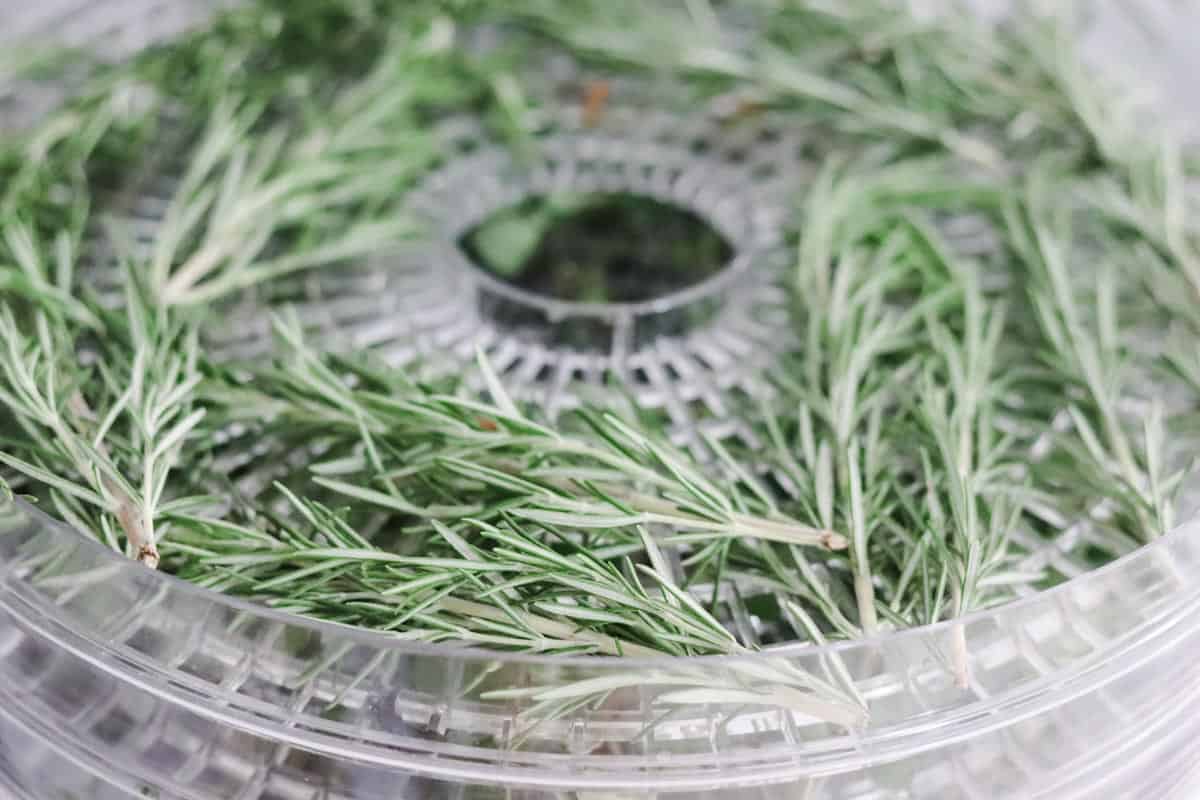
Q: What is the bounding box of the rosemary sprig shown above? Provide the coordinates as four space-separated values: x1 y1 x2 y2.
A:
137 32 460 309
1008 165 1175 547
0 224 207 566
232 314 849 553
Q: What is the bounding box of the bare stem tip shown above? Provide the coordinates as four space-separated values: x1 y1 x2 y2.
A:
823 530 849 550
137 545 160 570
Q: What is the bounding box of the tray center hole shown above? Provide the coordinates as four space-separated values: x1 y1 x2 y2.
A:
461 193 733 304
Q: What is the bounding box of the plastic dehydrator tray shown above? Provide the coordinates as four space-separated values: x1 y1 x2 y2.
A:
4 1 1200 798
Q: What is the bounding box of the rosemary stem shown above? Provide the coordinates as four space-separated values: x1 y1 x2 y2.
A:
438 597 661 657
531 472 847 550
949 580 970 689
67 391 159 568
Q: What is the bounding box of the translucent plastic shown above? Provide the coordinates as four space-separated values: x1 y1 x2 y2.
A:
4 1 1200 798
4 491 1200 798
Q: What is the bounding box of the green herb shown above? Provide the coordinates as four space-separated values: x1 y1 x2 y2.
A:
1 0 1197 686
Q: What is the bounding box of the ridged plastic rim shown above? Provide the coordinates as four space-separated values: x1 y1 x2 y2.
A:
4 492 1200 793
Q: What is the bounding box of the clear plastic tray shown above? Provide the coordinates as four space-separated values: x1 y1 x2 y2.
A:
3 1 1200 798
4 487 1200 798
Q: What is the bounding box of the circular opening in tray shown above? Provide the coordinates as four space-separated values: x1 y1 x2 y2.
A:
460 193 734 305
